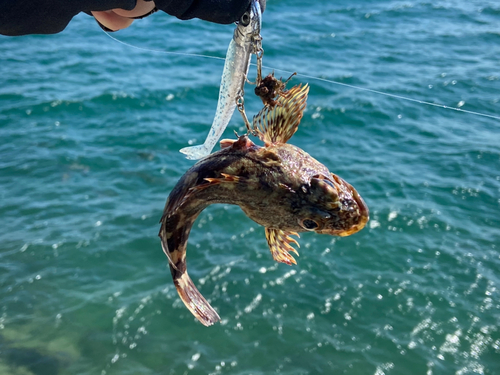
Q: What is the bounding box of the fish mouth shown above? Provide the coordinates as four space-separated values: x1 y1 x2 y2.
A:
316 174 369 237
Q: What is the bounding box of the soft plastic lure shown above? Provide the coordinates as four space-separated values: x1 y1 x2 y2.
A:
179 0 262 160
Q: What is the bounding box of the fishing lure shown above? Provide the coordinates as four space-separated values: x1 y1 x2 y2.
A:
159 84 369 326
179 0 262 160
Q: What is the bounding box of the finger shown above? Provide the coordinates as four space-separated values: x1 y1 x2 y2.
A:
91 10 134 31
113 0 156 18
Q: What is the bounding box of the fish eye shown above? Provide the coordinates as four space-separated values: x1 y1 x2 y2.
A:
239 12 251 26
299 218 319 231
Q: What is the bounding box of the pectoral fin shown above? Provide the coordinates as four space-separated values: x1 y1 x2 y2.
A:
265 228 300 265
253 84 309 145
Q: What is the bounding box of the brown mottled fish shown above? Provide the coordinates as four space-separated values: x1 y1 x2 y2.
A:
159 84 369 326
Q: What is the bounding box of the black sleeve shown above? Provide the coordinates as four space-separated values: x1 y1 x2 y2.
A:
0 0 136 36
155 0 253 25
0 0 265 36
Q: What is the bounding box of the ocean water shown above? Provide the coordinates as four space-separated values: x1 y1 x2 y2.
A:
1 0 499 374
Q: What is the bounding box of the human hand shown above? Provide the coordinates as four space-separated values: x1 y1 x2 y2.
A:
92 0 266 32
0 0 265 36
91 0 157 32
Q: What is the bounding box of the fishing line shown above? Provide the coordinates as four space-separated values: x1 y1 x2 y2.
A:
103 31 500 121
103 31 226 61
263 65 500 121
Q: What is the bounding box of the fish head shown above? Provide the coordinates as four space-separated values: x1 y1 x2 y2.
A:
295 173 369 237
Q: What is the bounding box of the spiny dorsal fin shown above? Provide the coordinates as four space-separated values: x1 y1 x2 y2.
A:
265 228 300 265
252 84 309 145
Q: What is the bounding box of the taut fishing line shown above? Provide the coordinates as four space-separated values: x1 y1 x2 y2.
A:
103 31 226 61
103 31 500 121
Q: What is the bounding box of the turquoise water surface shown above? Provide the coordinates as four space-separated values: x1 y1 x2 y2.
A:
1 1 499 374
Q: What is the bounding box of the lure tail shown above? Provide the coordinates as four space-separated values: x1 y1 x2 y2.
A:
179 143 212 160
172 268 221 326
179 36 242 161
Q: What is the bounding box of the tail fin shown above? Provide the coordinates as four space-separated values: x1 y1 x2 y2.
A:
173 269 221 326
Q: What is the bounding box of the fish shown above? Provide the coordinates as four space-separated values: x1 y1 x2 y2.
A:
179 0 262 160
159 84 369 326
